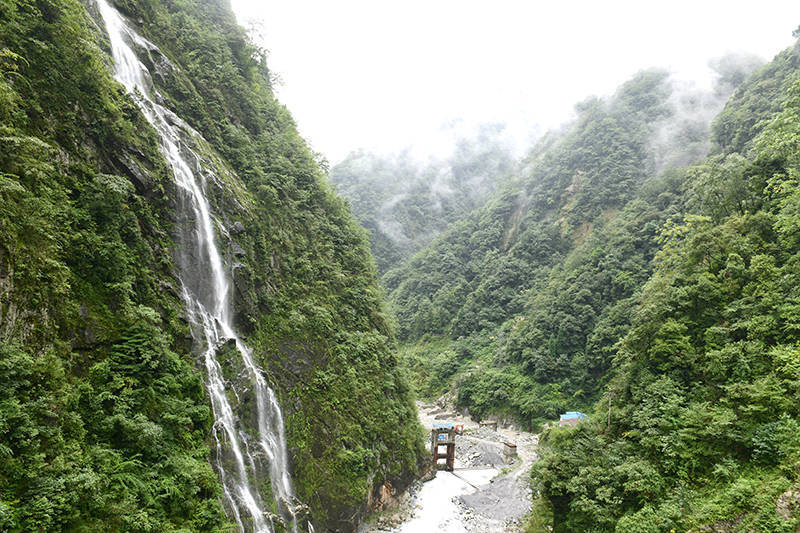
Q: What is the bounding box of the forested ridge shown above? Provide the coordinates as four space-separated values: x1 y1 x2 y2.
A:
330 124 516 274
532 38 800 532
372 67 736 424
0 0 424 531
5 0 800 531
332 30 800 533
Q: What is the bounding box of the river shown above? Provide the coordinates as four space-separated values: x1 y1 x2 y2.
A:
360 402 538 533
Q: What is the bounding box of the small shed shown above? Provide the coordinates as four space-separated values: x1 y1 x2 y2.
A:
558 411 588 427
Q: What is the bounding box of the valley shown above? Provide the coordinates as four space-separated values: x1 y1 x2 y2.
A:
361 401 538 533
3 0 800 531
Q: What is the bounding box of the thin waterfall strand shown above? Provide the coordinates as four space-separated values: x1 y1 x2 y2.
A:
96 2 299 531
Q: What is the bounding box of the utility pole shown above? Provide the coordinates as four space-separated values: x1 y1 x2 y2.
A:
608 386 613 431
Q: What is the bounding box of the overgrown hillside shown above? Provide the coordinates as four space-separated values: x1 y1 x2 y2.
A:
0 0 424 531
531 37 800 532
380 64 752 427
330 124 516 274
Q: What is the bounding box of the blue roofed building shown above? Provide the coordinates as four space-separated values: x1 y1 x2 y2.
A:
559 411 588 426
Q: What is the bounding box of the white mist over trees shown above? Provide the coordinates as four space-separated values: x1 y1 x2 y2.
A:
333 57 763 276
330 123 518 272
649 53 765 172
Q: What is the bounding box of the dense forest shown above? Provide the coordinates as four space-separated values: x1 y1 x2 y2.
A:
356 63 750 424
330 124 516 274
531 38 800 532
333 32 800 533
5 0 800 531
0 0 424 531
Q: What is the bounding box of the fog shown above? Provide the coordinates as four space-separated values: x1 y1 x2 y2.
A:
329 124 516 271
327 59 759 273
230 0 799 165
648 53 765 173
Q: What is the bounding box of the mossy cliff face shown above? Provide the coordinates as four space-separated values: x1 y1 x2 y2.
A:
0 0 425 531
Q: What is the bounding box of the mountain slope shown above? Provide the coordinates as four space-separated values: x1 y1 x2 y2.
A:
330 124 516 274
530 38 800 532
0 0 423 531
381 68 746 425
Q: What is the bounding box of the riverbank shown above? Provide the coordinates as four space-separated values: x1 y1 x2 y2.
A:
359 401 538 532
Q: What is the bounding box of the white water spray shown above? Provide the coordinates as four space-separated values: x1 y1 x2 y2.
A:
96 2 301 531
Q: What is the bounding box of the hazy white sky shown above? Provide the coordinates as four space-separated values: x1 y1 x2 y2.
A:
229 0 800 164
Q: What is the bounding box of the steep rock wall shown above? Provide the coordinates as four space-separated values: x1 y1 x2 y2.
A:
0 0 425 530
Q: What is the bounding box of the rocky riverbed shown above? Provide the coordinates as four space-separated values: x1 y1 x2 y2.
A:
359 400 538 533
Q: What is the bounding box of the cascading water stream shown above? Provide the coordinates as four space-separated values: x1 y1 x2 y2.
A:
95 2 300 531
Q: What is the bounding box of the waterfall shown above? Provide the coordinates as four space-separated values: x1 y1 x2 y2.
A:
95 2 300 531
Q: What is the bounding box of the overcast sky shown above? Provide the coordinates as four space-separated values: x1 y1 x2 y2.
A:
229 0 800 164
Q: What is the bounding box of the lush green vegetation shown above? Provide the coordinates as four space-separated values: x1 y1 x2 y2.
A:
0 0 227 529
362 47 800 531
530 40 800 532
380 70 707 425
0 0 424 530
5 0 800 530
330 124 515 274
